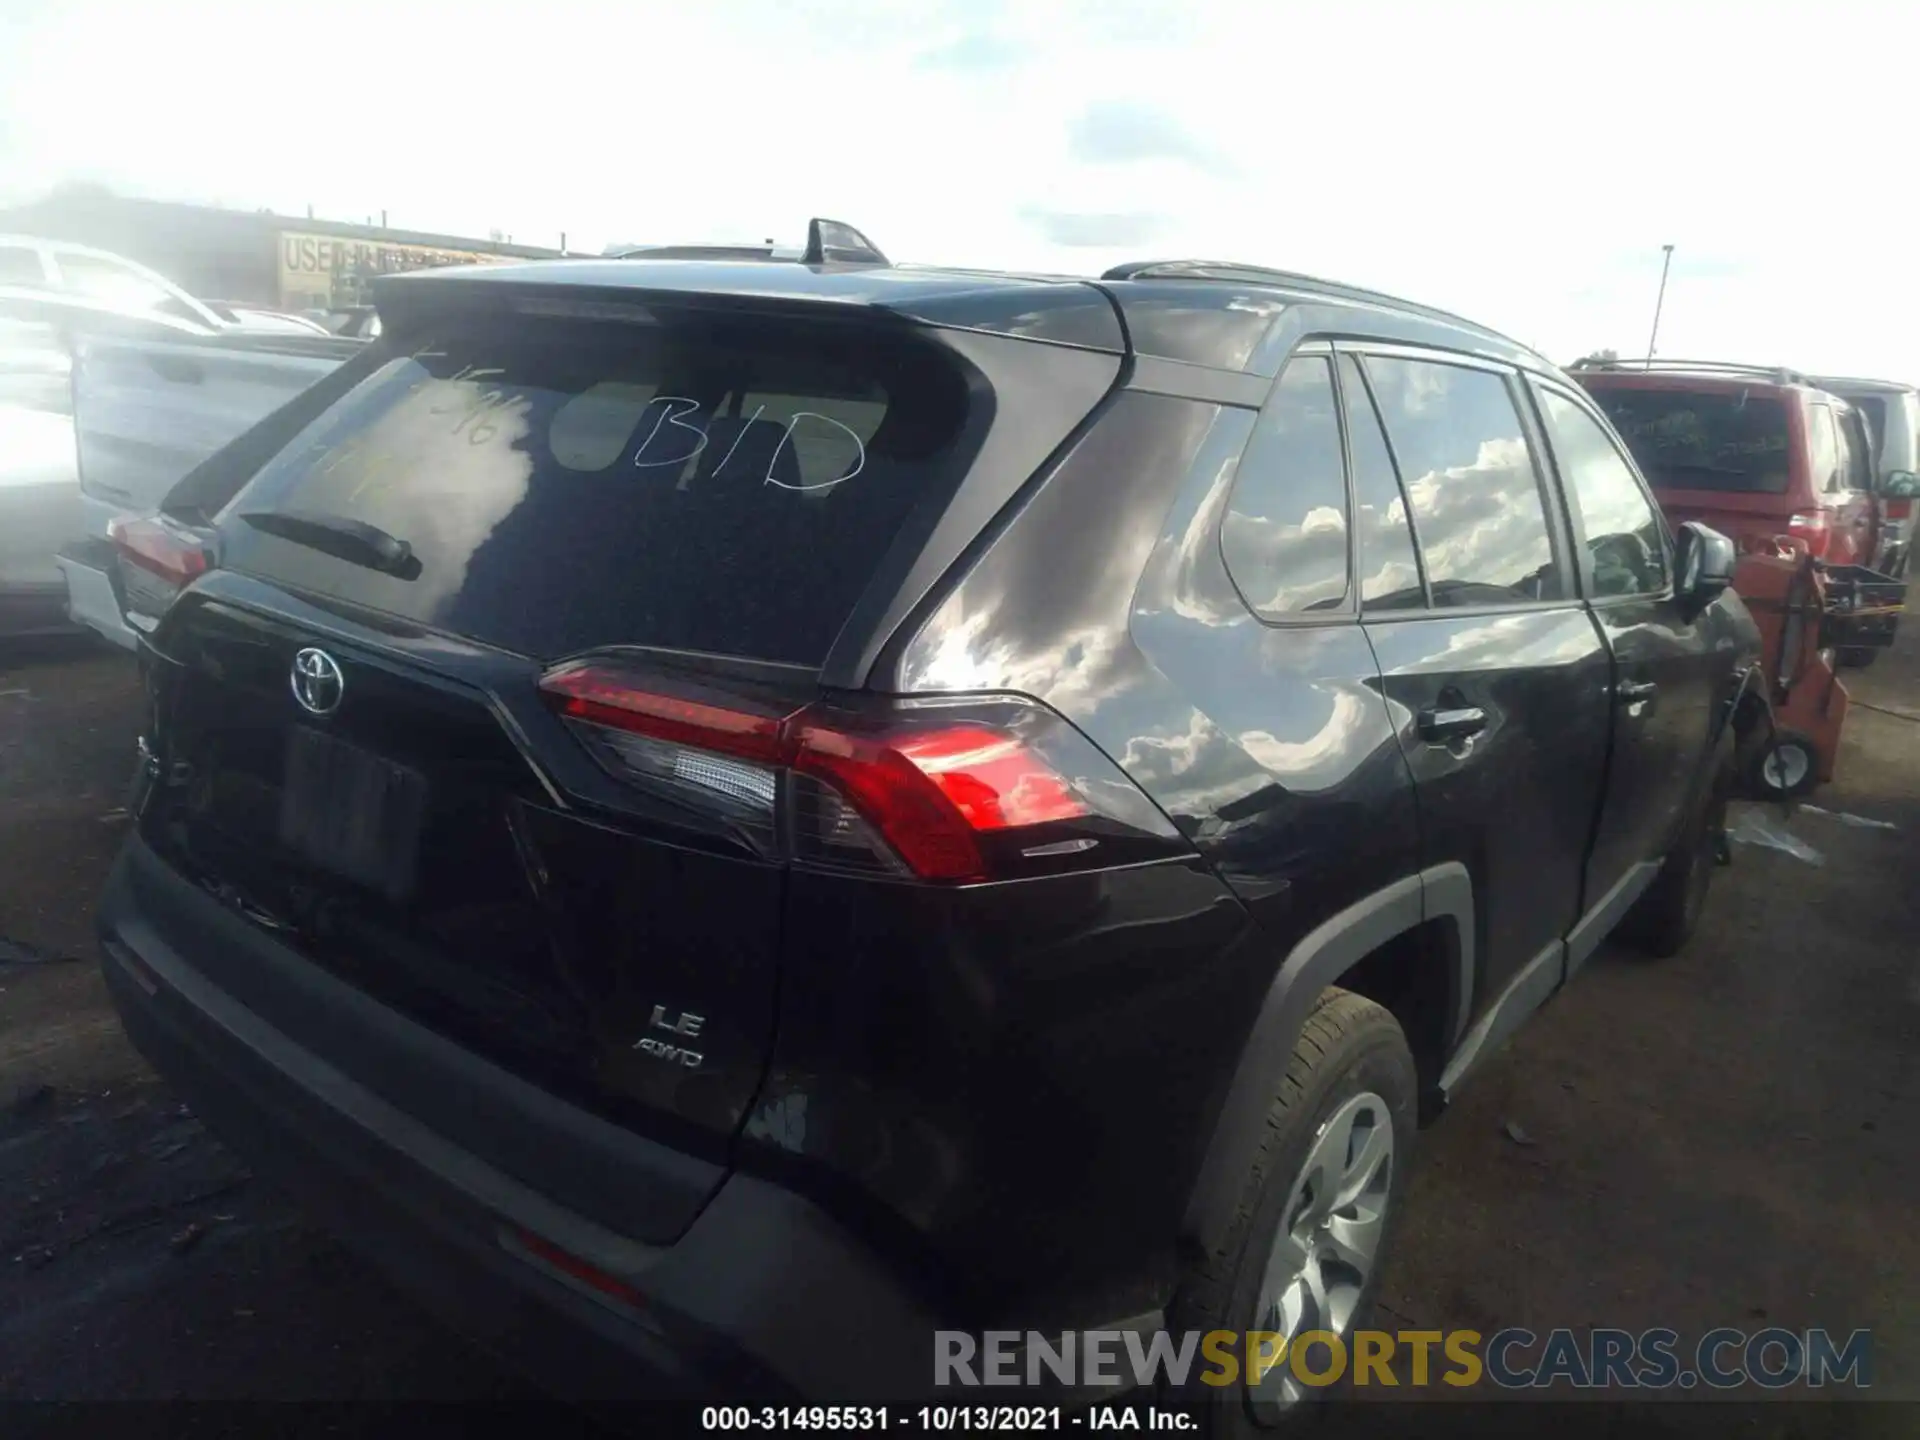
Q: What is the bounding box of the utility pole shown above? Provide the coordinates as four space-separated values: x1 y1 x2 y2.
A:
1645 243 1675 365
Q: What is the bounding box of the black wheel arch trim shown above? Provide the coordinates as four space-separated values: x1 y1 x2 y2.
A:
1180 863 1474 1253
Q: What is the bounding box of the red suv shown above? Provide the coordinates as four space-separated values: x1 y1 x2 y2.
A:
1572 360 1880 566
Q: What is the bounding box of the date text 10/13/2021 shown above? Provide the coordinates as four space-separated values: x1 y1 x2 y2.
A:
702 1408 1188 1431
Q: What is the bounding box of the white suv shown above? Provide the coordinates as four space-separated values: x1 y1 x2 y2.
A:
1809 374 1920 577
0 235 318 336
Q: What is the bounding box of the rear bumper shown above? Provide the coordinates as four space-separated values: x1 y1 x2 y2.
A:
98 833 949 1404
54 537 138 651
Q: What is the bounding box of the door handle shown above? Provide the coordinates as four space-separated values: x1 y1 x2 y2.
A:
1617 680 1658 703
1418 706 1488 744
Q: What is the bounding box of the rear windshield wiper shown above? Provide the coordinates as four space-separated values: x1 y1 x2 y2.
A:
237 509 420 579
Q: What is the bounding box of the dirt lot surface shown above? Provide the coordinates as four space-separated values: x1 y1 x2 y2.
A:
2 628 1916 1433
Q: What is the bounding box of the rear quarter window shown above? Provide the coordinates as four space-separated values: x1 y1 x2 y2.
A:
1220 355 1350 617
214 316 980 665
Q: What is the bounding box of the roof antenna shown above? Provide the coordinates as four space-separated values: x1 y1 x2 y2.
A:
802 219 889 267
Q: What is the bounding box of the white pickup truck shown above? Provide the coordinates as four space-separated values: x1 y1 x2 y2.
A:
0 287 361 647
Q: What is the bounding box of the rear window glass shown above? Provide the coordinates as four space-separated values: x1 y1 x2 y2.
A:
1586 387 1791 495
214 317 977 665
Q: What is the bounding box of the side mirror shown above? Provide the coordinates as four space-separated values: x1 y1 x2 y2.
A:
1883 470 1920 500
1675 521 1737 610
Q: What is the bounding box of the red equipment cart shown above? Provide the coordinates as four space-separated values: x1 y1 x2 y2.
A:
1731 542 1905 798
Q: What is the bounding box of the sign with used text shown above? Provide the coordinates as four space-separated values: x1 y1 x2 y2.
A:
276 231 505 309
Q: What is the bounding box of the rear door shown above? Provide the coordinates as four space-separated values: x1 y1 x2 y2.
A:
1529 380 1716 968
1353 348 1611 1016
135 303 1043 1169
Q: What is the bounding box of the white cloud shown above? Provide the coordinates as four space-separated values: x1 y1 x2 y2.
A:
5 0 1919 378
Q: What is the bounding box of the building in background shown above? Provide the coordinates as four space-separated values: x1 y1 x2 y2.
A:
0 188 563 313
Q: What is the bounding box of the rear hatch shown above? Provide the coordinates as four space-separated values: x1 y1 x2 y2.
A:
1582 379 1801 544
133 287 1127 1218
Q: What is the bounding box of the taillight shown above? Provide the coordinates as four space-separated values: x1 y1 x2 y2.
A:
108 514 215 625
539 664 793 856
536 660 1185 883
1786 511 1832 558
789 716 1093 881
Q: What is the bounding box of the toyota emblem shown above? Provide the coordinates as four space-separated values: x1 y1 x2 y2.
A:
290 647 345 717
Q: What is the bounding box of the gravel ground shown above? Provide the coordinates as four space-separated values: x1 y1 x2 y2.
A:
2 626 1916 1431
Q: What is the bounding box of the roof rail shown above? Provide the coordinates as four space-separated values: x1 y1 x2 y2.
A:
613 243 781 261
613 218 890 268
1806 373 1916 392
1100 258 1521 348
1570 357 1808 385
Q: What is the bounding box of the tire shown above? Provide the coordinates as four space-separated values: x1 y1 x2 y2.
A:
1170 989 1417 1435
1624 725 1735 958
1747 727 1819 802
1835 646 1879 669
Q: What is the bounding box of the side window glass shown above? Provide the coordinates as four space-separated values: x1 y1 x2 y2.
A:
1807 403 1840 494
1221 355 1350 617
1338 354 1423 611
1836 408 1871 493
1365 356 1563 606
1537 388 1669 599
55 252 178 314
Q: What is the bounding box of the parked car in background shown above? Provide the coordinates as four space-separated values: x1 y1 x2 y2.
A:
0 309 81 636
95 232 1759 1416
0 235 315 338
1571 360 1888 566
1807 375 1918 578
0 282 363 648
1573 360 1913 666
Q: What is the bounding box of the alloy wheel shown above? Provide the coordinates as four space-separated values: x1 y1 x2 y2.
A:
1248 1090 1395 1416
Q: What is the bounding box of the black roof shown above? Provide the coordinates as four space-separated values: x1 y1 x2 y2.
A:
378 253 1550 379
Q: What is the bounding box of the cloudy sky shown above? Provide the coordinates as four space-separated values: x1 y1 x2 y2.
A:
3 0 1916 376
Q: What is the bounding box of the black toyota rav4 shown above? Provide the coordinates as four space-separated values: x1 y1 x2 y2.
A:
97 224 1758 1427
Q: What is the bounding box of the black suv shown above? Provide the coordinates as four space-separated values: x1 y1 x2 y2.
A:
97 227 1758 1424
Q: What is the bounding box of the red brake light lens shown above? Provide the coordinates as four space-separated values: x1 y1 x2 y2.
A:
790 720 1093 882
537 662 1150 884
503 1227 645 1310
109 514 211 587
888 726 1088 831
